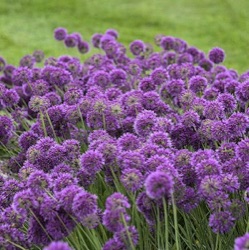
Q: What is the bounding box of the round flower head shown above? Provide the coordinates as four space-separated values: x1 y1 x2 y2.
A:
117 133 140 151
217 93 236 114
114 225 139 248
44 241 72 250
106 28 119 39
105 192 130 211
138 77 156 92
145 171 174 200
129 40 145 56
195 158 221 178
64 88 83 105
31 79 50 96
151 67 167 86
236 139 249 162
209 211 235 234
181 110 200 128
121 168 143 192
18 131 39 151
29 95 51 112
208 47 225 64
27 170 51 192
134 110 157 137
33 50 45 63
228 113 249 138
4 64 15 79
45 92 62 106
165 79 185 98
64 34 78 47
80 150 104 173
148 131 172 149
160 36 175 50
12 66 32 86
203 100 224 120
234 233 249 250
78 40 90 54
110 68 127 86
189 76 207 94
19 54 35 68
92 71 110 89
1 89 20 107
199 58 213 71
72 190 98 221
54 27 67 41
91 33 102 48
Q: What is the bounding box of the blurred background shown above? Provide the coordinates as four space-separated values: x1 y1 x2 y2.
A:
0 0 248 73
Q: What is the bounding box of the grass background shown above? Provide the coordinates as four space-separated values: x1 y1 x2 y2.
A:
0 0 248 73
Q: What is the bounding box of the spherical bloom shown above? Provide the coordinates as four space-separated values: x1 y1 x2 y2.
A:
29 95 51 112
217 93 236 114
12 67 32 86
199 58 213 71
145 171 174 200
189 76 207 94
18 131 39 151
91 33 102 48
160 36 175 50
80 150 104 173
217 142 236 163
181 110 200 128
138 77 156 92
64 88 83 105
53 173 78 192
227 113 249 138
210 120 229 141
105 193 130 211
19 54 35 68
203 88 218 101
102 238 125 250
72 190 98 221
31 79 50 96
236 139 249 162
129 40 145 56
117 133 140 151
110 69 127 86
45 92 62 105
134 110 157 137
120 168 143 192
234 233 249 250
54 27 67 41
78 40 90 54
114 225 139 248
64 34 78 47
118 151 145 171
195 158 221 178
165 79 185 98
106 28 119 39
1 89 20 107
148 131 172 148
44 241 72 250
151 68 167 86
27 170 51 192
91 71 110 89
33 50 45 63
209 211 235 234
203 100 224 120
208 47 225 64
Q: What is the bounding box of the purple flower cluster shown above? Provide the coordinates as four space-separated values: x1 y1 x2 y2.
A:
0 27 248 249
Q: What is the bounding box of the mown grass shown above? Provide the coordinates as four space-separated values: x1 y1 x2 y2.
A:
0 0 248 73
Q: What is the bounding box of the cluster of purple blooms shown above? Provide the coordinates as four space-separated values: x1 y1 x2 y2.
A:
0 27 249 249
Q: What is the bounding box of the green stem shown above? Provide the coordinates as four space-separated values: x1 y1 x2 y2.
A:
172 195 181 250
163 198 169 250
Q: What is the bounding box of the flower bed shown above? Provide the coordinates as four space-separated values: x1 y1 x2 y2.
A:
0 27 248 250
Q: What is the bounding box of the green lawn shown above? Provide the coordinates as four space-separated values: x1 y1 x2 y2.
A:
0 0 248 73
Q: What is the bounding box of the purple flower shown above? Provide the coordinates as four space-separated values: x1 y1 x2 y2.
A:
236 139 249 162
72 190 98 221
80 150 104 173
27 170 51 192
145 171 174 200
217 93 236 114
106 28 119 39
189 76 207 94
129 40 145 56
209 211 235 234
160 36 175 50
203 100 224 120
138 77 156 92
29 95 51 112
151 67 167 86
33 50 45 63
234 233 249 250
105 193 130 211
117 133 140 151
208 47 225 64
54 27 67 41
78 40 90 54
134 110 157 137
121 168 143 192
64 34 78 47
148 131 172 149
91 33 103 48
18 131 39 151
0 56 6 71
44 241 72 250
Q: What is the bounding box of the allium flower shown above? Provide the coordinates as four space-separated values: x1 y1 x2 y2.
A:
80 150 104 173
114 226 139 248
1 89 20 107
208 47 225 64
189 75 207 94
64 88 83 105
29 95 51 112
117 133 140 151
44 241 72 250
199 58 213 71
105 193 130 211
110 68 127 86
145 171 174 200
181 110 200 128
92 71 110 89
160 36 175 50
78 40 90 54
91 33 103 48
18 131 39 151
203 100 224 120
210 120 228 141
102 238 125 250
227 113 249 138
129 40 145 56
20 54 35 68
148 131 172 148
217 142 236 163
134 110 157 137
64 34 78 47
27 170 51 192
151 67 167 86
106 28 119 39
72 190 98 221
209 211 235 234
54 27 67 41
195 158 221 178
217 93 236 114
236 139 249 162
33 50 45 63
121 168 143 192
234 233 249 250
138 77 156 92
45 92 62 105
